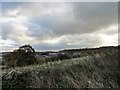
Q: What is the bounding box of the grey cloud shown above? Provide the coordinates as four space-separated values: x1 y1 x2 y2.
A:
49 2 118 36
2 2 118 51
32 34 102 51
4 2 117 37
2 22 13 40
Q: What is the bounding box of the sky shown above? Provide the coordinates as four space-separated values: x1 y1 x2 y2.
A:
0 2 119 52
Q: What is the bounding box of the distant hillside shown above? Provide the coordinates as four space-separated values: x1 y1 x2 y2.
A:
2 46 120 88
2 46 119 66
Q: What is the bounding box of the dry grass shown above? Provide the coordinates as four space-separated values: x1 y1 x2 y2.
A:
2 47 119 88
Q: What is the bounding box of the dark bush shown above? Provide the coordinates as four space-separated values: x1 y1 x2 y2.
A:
57 53 71 60
4 45 38 67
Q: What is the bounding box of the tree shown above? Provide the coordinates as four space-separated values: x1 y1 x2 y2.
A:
4 45 38 67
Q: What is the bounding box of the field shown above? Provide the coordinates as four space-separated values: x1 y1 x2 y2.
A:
2 46 119 88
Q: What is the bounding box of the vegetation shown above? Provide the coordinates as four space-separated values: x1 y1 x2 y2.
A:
2 45 119 88
3 45 38 68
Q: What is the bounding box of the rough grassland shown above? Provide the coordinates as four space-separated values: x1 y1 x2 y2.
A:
2 47 119 88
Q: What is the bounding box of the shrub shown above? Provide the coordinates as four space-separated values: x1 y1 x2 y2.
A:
57 54 70 60
4 45 38 67
37 58 46 64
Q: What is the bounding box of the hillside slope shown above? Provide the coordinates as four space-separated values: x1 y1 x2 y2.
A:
2 46 119 88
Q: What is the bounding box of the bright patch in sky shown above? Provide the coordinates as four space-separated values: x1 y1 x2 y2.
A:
99 34 118 46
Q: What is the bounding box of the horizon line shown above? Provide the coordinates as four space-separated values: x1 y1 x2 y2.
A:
1 45 119 53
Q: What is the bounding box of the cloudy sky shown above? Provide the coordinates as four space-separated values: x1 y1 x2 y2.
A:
0 2 118 52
